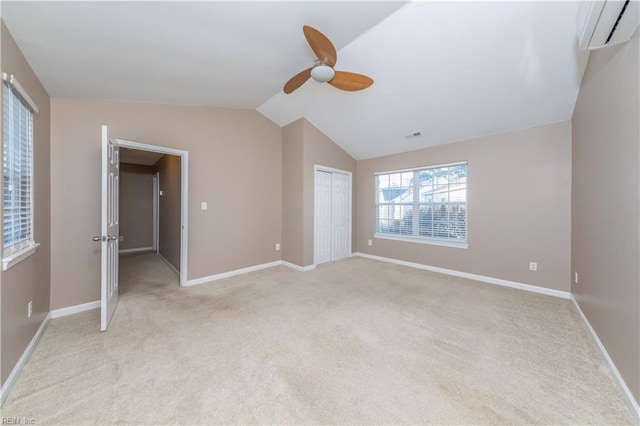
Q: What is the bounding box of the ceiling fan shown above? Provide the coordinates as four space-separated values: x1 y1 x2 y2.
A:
283 25 374 94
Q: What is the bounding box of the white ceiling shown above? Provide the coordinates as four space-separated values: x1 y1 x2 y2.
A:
1 1 403 108
258 1 589 159
2 1 588 160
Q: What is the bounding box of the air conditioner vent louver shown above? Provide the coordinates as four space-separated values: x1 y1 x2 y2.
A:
606 0 630 44
577 0 639 50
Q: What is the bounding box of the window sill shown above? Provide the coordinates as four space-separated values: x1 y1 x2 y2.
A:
2 243 40 271
374 233 468 249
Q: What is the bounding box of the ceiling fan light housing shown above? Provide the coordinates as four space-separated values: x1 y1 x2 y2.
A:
311 65 335 83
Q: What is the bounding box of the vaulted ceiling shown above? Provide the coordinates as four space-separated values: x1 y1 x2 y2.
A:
2 1 589 160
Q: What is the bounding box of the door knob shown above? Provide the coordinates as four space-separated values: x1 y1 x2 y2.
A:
92 236 104 242
108 235 119 241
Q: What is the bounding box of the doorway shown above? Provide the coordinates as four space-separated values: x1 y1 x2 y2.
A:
314 165 352 265
116 138 189 286
119 161 158 256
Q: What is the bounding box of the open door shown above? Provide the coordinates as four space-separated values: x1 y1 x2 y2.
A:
98 125 119 331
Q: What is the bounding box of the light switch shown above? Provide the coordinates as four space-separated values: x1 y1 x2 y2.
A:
201 202 208 211
159 190 163 196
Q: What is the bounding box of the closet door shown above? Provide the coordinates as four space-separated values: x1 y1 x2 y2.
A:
331 172 350 261
314 170 332 264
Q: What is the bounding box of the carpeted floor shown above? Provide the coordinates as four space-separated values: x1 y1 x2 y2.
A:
2 253 635 424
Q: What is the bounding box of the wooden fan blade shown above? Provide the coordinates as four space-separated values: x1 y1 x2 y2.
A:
283 68 312 94
303 25 337 67
328 71 374 91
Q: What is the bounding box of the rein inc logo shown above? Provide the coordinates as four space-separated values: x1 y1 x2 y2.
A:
1 418 35 425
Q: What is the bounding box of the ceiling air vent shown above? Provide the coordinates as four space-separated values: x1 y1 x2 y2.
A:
577 0 640 50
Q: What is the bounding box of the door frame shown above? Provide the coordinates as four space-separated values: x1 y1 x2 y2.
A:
313 164 352 265
152 172 160 254
115 138 189 287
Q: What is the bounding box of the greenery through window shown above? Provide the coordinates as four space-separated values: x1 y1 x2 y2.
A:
375 163 467 243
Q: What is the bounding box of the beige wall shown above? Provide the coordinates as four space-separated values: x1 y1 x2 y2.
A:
154 155 181 272
50 99 281 309
281 120 304 266
357 121 572 291
572 31 639 403
281 118 356 267
119 163 153 251
0 24 51 385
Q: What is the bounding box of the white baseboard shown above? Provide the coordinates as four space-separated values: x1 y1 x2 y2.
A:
185 260 283 287
119 247 153 255
50 300 100 319
158 253 180 276
0 313 51 406
571 295 640 420
353 252 570 299
184 258 318 287
282 261 316 272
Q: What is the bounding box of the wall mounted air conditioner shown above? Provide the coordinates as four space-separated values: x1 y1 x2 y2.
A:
577 0 640 50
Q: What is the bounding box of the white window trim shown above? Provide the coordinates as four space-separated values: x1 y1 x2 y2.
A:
375 161 468 245
2 242 40 271
374 233 469 249
2 73 39 113
373 161 467 176
2 72 39 271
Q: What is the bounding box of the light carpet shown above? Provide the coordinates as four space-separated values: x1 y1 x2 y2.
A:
2 253 635 424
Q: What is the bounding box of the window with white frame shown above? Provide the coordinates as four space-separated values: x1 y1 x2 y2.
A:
375 162 467 245
3 74 37 265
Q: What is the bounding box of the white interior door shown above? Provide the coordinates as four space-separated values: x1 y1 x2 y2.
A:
100 125 119 331
331 173 350 261
314 170 332 264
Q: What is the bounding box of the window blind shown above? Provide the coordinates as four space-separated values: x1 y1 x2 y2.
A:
375 162 468 243
3 79 35 257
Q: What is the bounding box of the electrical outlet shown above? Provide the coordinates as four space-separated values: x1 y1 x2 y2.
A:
275 243 280 251
575 272 579 284
529 262 537 271
367 239 373 246
28 301 32 318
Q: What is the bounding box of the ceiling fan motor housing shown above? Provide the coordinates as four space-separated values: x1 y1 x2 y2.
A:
311 65 335 83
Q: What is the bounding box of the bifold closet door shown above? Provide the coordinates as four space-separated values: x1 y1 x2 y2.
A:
314 170 332 264
331 172 350 261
